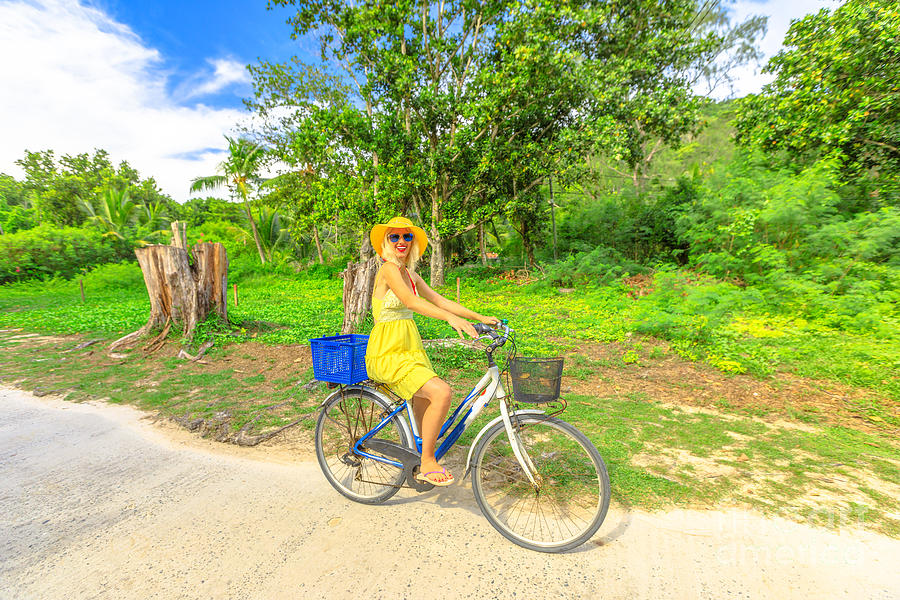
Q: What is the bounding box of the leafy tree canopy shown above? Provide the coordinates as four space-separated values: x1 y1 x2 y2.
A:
257 0 724 283
735 0 900 202
12 149 172 227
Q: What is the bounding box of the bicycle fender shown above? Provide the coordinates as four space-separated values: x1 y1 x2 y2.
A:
463 409 546 479
320 385 414 446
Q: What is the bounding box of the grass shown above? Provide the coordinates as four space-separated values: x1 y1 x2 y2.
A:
3 269 898 406
0 337 323 436
1 267 899 536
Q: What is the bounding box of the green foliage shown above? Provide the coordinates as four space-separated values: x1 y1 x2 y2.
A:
254 206 294 264
80 262 144 291
554 175 697 264
668 151 900 336
0 205 36 234
0 173 27 208
14 149 171 228
735 0 900 198
0 225 118 283
545 246 644 287
191 220 253 259
83 187 139 241
176 196 245 227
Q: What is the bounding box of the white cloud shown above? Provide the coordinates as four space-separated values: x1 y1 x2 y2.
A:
178 58 251 100
0 0 248 201
719 0 843 99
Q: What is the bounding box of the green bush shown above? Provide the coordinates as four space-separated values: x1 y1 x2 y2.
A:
0 224 118 283
301 261 346 280
81 262 144 291
545 246 644 287
1 205 37 234
190 220 252 259
446 263 502 282
553 176 695 264
230 255 299 281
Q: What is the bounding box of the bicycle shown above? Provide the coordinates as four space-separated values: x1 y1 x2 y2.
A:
313 321 611 553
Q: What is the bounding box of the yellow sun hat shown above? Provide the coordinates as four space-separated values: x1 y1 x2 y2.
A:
370 216 429 257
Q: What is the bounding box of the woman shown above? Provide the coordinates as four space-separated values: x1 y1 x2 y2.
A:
365 216 498 487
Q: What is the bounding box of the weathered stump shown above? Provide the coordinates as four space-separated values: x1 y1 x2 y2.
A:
109 223 228 353
340 256 379 334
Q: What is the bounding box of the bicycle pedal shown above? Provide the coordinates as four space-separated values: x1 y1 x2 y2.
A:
340 452 361 467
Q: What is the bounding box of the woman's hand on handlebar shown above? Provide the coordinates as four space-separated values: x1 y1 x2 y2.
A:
479 315 501 327
449 315 479 339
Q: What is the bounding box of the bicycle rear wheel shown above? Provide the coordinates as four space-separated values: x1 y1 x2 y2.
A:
315 389 409 504
471 415 610 552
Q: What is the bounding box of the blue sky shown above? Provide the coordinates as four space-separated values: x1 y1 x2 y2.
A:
95 0 309 109
0 0 842 202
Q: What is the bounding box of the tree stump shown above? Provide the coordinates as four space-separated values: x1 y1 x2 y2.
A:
340 256 379 334
109 223 228 353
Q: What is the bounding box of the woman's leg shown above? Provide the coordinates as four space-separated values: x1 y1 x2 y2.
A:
411 377 453 482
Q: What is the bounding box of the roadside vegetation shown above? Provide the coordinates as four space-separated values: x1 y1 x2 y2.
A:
1 264 898 536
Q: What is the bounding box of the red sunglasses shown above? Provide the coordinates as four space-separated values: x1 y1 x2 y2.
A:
389 233 414 243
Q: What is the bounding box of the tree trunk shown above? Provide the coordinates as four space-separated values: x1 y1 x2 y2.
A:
340 256 380 334
429 188 446 287
549 177 558 261
242 199 266 264
109 222 228 353
359 232 374 261
192 243 229 322
313 224 324 264
524 231 537 269
478 222 487 266
429 228 445 288
171 221 187 250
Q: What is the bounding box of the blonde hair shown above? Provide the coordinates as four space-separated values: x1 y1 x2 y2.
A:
380 233 422 274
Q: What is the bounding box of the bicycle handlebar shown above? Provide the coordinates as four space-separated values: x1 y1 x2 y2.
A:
473 321 512 361
473 322 497 337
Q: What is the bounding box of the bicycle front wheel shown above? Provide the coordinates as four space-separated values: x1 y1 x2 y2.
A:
315 389 409 504
471 415 610 552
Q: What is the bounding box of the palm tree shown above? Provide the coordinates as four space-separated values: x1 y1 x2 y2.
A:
82 187 137 240
254 206 293 263
190 136 268 264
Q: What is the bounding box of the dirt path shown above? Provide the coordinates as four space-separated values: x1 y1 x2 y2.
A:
1 388 897 600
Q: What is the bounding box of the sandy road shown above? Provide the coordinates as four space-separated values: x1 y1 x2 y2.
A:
1 387 898 600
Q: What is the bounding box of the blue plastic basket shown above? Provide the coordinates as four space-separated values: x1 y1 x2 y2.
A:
309 334 369 385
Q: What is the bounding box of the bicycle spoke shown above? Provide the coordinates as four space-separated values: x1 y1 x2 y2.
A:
472 416 610 552
315 392 408 504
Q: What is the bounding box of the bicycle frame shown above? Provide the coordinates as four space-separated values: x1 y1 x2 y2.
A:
333 368 544 490
351 364 506 468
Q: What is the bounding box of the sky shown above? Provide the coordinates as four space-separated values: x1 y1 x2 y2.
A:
0 0 842 202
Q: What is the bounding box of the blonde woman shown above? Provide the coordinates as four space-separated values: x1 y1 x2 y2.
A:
365 216 499 486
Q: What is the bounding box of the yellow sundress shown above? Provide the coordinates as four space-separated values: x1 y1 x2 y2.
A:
365 266 437 400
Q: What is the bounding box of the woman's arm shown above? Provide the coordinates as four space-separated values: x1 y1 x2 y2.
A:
381 263 478 338
412 272 499 326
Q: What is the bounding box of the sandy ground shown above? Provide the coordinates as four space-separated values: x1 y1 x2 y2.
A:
1 388 898 600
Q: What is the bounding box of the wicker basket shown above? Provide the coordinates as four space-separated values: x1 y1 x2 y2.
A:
509 357 564 403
